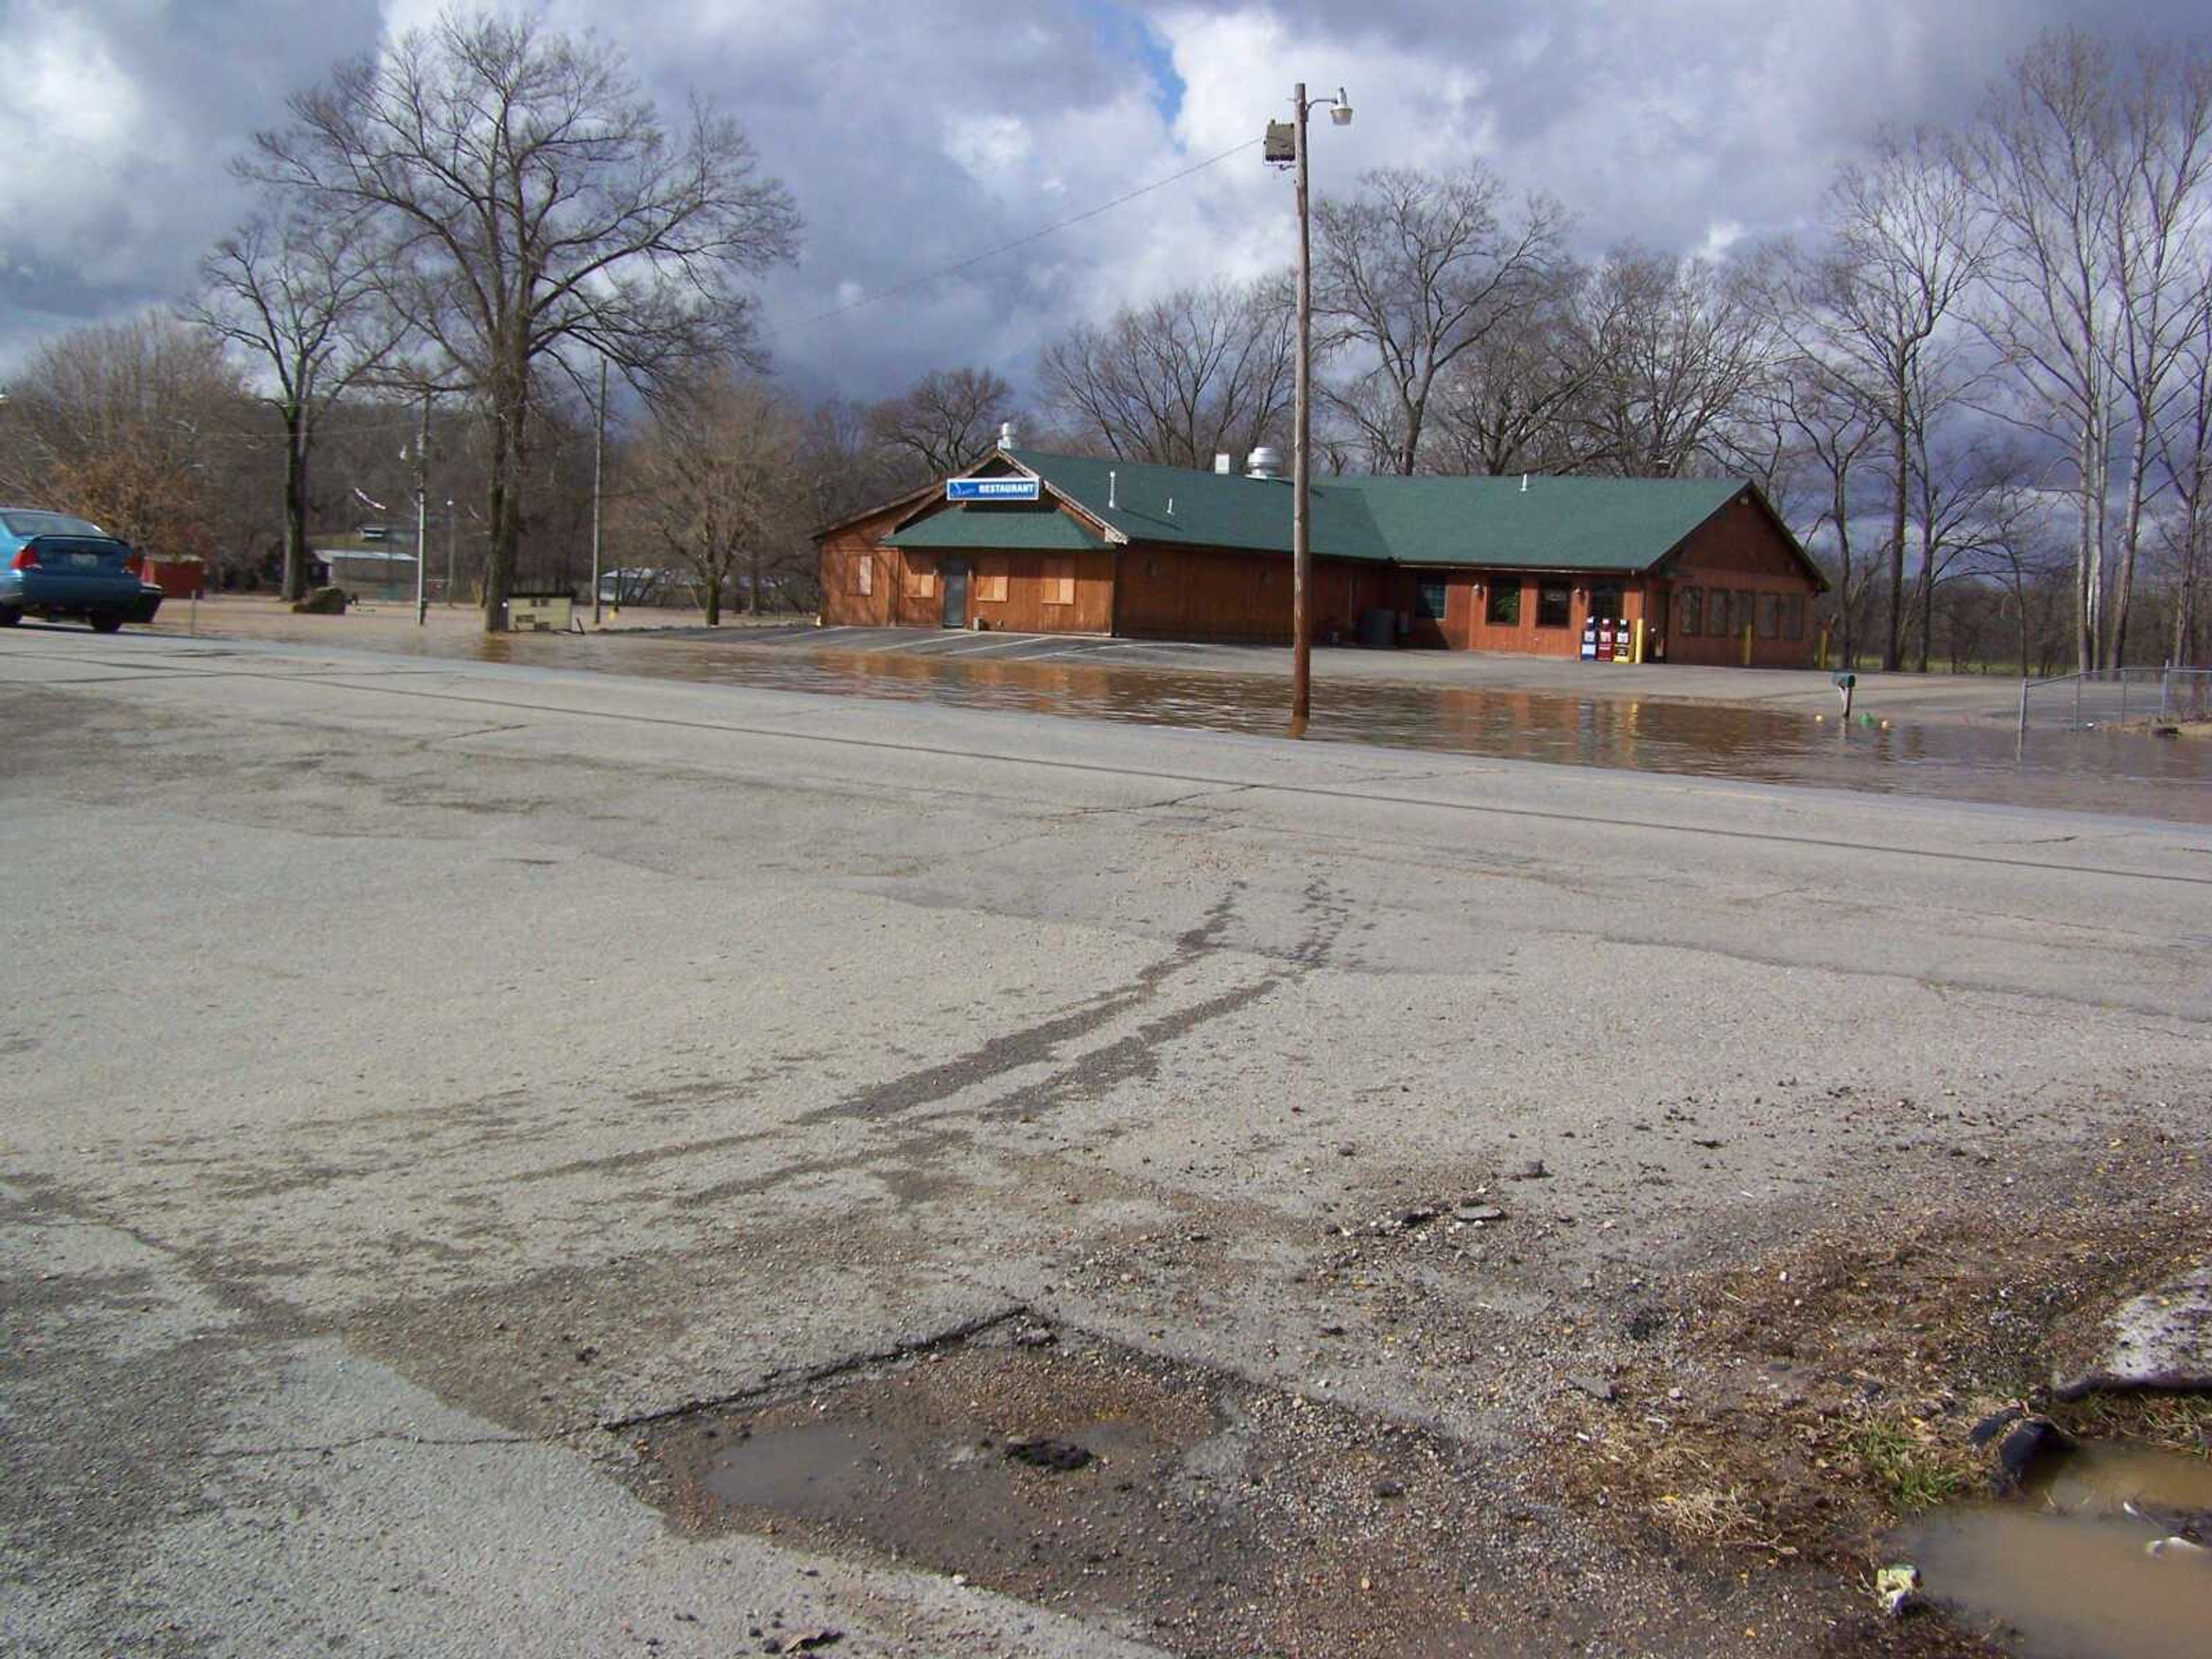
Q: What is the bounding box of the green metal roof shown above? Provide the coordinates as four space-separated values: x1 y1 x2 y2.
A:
886 501 1104 551
1007 450 1391 562
1328 472 1745 572
988 449 1757 574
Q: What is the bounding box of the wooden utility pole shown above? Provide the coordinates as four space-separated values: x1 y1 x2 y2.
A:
414 391 430 625
1290 81 1313 738
591 356 607 628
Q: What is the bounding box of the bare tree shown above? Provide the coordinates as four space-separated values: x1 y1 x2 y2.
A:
624 370 803 624
1037 279 1294 467
0 313 247 563
866 368 1016 482
1425 268 1592 475
1765 357 1885 666
2102 45 2212 664
247 6 800 630
2154 285 2212 665
1566 246 1776 479
1965 32 2129 675
190 203 399 600
1808 129 1991 672
1974 480 2079 673
1312 165 1567 474
1905 431 2024 666
800 395 906 537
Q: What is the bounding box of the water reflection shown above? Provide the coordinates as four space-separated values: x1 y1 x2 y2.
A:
536 639 2206 822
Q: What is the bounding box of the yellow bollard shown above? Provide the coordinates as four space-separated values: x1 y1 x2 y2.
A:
1741 621 1754 667
1817 627 1830 671
1632 619 1647 664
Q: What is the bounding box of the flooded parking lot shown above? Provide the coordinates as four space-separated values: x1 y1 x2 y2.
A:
141 605 2212 820
506 632 2212 822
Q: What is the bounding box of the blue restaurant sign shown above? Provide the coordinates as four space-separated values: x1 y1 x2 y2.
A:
946 476 1041 502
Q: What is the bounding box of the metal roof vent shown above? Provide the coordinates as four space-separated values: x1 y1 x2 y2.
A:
1000 421 1017 450
1246 446 1283 479
1214 452 1233 475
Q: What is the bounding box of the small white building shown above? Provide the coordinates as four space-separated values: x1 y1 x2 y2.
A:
312 545 420 603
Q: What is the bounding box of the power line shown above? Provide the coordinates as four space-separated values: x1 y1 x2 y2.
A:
803 137 1264 327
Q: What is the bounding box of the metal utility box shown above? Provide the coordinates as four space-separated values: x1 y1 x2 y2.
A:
507 590 574 632
1264 122 1296 163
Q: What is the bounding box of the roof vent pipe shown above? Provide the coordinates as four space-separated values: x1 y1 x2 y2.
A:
1520 473 1529 493
1246 445 1283 479
1214 453 1232 475
1166 496 1174 517
1000 421 1017 450
1108 470 1118 510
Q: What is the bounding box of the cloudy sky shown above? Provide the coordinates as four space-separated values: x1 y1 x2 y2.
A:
1 1 2202 404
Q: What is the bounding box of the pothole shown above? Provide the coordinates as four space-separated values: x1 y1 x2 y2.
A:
632 1319 1601 1658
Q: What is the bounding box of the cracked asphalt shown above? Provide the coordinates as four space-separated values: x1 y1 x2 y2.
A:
2 626 2207 1657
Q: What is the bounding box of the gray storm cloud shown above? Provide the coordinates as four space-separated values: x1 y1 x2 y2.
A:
1 0 2203 399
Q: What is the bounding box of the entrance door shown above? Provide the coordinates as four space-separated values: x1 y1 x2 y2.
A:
941 560 969 627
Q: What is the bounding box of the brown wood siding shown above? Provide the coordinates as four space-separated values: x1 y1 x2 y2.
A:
816 501 909 627
893 551 940 627
1115 546 1396 645
1656 499 1821 667
961 548 1115 634
1118 545 1293 643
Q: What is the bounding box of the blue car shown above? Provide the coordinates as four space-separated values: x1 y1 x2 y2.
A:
0 507 162 632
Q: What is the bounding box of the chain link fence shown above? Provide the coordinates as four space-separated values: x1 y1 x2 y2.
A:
2018 666 2212 732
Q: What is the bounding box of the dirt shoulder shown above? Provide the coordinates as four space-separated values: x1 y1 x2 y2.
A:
1538 1131 2211 1654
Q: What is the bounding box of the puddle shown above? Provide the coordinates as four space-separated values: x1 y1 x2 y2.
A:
640 1324 1609 1658
1892 1442 2212 1659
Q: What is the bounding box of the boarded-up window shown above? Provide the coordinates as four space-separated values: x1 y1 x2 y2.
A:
1042 559 1076 605
1677 585 1702 637
978 571 1009 604
854 555 874 597
904 560 935 599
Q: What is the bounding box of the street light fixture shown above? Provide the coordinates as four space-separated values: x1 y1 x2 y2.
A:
1274 82 1350 738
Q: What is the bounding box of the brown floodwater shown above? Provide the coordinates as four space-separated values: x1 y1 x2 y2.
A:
1891 1442 2212 1659
472 634 2212 822
151 611 2212 821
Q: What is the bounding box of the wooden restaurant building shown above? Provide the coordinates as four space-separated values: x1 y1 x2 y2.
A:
815 444 1826 667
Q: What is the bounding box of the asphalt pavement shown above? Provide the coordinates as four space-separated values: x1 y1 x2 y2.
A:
3 625 2207 1657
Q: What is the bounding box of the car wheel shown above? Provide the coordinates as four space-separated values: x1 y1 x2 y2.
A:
89 613 124 634
0 607 20 627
